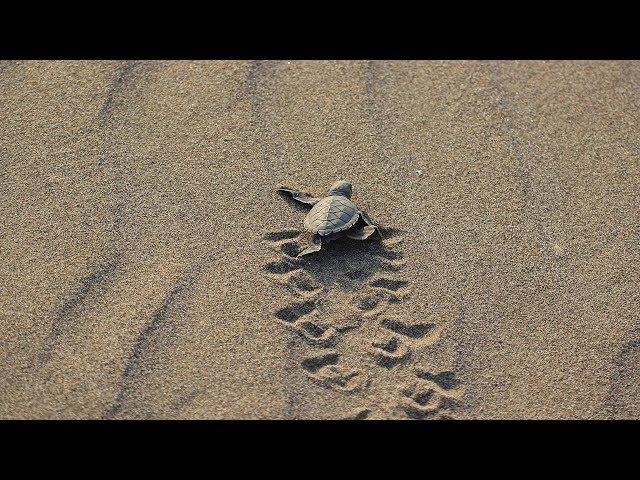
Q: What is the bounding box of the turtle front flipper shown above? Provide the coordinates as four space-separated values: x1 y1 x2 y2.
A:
297 234 322 257
278 187 321 206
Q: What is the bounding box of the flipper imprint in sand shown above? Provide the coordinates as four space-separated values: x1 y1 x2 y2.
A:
262 227 463 419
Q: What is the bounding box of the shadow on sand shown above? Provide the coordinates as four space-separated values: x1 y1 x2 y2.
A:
263 225 405 293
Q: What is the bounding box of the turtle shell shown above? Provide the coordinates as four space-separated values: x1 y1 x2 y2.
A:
303 195 360 236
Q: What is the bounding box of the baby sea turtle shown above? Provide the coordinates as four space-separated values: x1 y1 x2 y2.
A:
278 180 381 257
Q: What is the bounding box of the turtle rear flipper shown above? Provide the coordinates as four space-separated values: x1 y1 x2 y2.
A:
346 225 378 241
358 210 383 239
278 187 321 206
297 234 322 257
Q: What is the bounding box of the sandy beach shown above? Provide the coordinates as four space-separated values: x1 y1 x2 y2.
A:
0 60 638 419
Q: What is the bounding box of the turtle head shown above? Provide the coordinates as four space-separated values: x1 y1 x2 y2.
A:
327 180 352 198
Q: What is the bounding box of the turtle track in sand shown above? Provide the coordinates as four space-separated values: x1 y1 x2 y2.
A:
261 227 463 419
398 368 464 420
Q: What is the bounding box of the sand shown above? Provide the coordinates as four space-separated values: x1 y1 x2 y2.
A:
0 60 638 419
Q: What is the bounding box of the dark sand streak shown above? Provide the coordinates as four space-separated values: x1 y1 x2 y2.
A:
488 66 539 230
246 60 267 118
99 61 140 121
39 256 122 364
36 63 142 367
103 275 196 419
171 389 204 414
604 329 640 419
98 61 158 257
